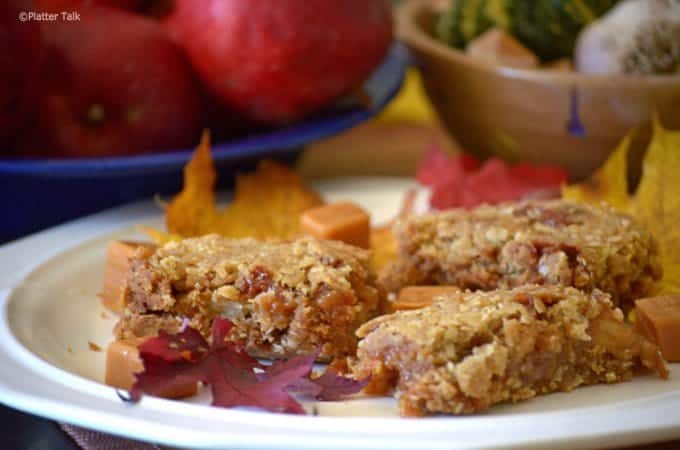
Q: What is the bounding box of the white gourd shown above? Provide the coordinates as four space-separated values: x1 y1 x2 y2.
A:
575 0 680 75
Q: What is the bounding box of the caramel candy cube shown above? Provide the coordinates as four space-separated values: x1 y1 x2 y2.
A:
392 286 461 311
635 295 680 362
105 339 143 391
466 28 539 70
105 339 197 398
300 202 370 248
101 241 155 314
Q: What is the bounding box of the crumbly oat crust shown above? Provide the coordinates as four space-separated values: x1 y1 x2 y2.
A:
115 234 381 360
379 200 662 309
352 285 667 416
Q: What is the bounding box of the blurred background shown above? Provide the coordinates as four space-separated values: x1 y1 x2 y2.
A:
2 0 679 242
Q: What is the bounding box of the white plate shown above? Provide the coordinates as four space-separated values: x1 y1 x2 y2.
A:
1 177 679 450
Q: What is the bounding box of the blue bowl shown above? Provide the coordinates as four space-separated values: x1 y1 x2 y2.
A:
1 44 408 242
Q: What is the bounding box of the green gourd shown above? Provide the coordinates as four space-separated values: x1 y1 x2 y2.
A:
435 0 620 61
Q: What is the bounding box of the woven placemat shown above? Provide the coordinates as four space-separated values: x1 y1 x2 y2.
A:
60 423 163 450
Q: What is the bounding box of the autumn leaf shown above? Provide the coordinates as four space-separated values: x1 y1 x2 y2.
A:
416 146 479 187
310 367 370 401
127 318 366 414
563 118 680 294
561 132 631 212
631 121 680 294
163 131 323 241
418 146 567 210
136 225 181 246
140 134 406 277
212 160 323 239
261 355 369 401
165 130 218 237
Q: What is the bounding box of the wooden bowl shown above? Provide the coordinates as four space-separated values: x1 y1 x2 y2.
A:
397 0 680 180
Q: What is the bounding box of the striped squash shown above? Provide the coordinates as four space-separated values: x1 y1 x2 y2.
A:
436 0 512 49
435 0 620 61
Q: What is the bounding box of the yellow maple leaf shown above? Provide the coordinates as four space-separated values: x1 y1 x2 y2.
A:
632 120 680 294
136 225 180 246
147 134 408 276
165 131 219 237
563 118 680 294
212 160 324 239
164 130 323 240
375 68 438 124
562 132 631 213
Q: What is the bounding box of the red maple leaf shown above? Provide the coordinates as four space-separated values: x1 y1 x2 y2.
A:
419 147 567 210
263 352 369 401
416 145 479 187
310 368 369 401
127 318 366 414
